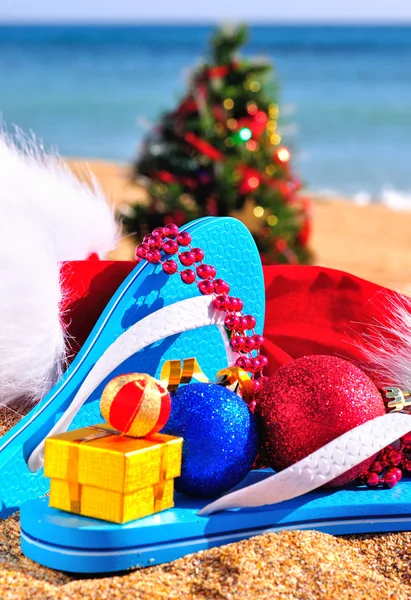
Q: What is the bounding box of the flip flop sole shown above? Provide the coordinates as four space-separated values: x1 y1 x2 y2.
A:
20 469 411 574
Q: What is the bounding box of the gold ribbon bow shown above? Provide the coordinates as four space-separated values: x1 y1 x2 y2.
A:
160 358 209 392
160 358 252 397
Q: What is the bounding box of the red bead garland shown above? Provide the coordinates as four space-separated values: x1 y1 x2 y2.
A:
163 240 179 255
179 251 196 266
162 260 178 275
192 247 205 262
362 433 411 489
134 224 266 397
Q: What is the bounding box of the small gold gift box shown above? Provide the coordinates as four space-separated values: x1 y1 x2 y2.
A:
44 424 183 523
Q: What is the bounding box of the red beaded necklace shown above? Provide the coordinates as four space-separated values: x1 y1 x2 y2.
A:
135 222 267 396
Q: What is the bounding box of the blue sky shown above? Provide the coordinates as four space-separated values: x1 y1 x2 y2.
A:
1 0 411 23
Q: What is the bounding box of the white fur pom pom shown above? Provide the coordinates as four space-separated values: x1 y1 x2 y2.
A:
0 130 120 409
0 206 65 408
361 293 411 390
0 131 119 260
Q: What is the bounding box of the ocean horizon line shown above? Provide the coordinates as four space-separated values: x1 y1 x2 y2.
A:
1 21 411 28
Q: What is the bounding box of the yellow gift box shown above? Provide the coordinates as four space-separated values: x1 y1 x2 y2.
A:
49 477 175 524
44 424 183 523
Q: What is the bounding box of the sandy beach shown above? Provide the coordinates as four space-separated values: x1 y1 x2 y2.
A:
1 160 411 599
71 159 411 294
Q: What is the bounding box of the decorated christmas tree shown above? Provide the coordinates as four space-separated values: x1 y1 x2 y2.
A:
122 25 311 264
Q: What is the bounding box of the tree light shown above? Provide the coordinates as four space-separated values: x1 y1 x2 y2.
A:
248 177 260 189
277 147 291 163
246 140 259 152
253 206 264 217
239 127 252 141
250 81 261 92
269 104 279 118
247 103 258 115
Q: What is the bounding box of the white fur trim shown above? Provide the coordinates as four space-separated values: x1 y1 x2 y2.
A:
0 130 119 260
361 293 411 389
0 130 119 408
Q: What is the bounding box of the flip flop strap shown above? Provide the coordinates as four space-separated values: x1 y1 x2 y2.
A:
28 295 236 472
200 412 411 514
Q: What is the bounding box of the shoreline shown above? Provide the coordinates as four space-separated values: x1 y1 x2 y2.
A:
68 159 411 294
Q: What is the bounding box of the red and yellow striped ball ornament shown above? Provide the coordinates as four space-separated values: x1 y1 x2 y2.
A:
100 374 171 437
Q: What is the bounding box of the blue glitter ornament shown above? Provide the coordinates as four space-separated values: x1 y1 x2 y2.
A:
162 382 259 497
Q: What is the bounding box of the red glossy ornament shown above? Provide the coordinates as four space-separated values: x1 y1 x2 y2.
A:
230 336 245 352
198 280 214 295
224 314 240 331
245 315 257 330
146 249 161 264
254 355 386 487
164 223 179 238
371 460 383 474
226 297 237 312
248 400 257 413
192 247 205 262
383 471 398 488
242 336 256 352
135 244 148 259
236 316 249 332
236 356 250 370
227 297 243 312
214 279 230 295
207 265 217 279
162 260 178 275
213 294 229 310
148 235 163 250
389 451 402 466
180 269 196 284
365 473 380 487
249 357 261 373
401 432 411 447
152 227 165 238
176 232 192 246
252 334 264 349
163 240 179 255
179 251 196 266
258 355 268 368
388 467 402 481
248 380 261 394
196 264 216 280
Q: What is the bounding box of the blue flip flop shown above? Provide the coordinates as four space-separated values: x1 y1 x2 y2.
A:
20 468 411 574
0 216 264 517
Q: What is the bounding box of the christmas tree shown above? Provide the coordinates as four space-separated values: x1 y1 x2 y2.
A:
122 25 311 264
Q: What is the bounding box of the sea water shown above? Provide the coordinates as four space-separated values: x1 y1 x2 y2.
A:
0 24 410 204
